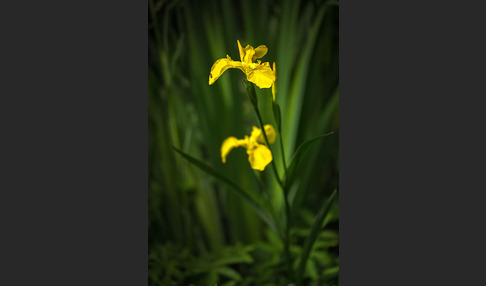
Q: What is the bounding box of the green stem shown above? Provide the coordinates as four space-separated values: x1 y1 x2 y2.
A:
247 88 284 189
279 132 288 179
272 100 288 184
283 187 293 282
246 82 294 282
254 171 285 238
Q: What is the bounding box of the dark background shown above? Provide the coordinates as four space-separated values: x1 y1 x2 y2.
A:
1 0 485 285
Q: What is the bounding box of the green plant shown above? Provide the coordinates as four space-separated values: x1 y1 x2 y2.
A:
149 0 339 284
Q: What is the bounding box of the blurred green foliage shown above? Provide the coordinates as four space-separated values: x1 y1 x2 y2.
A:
149 0 339 284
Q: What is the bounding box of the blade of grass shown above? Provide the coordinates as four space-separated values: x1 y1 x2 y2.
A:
286 132 334 188
149 68 186 243
291 87 338 224
172 147 281 236
284 3 328 157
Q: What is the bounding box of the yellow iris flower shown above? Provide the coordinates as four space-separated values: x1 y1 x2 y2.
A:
221 125 276 171
209 40 276 89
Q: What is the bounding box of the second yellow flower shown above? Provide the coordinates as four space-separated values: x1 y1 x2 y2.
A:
221 125 276 171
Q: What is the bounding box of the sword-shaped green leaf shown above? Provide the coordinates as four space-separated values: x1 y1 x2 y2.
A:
285 132 334 187
172 147 280 235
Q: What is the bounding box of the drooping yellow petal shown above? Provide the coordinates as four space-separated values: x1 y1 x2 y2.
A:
272 62 277 101
237 40 245 62
247 144 273 171
246 62 275 89
209 56 244 85
252 45 268 61
221 136 240 163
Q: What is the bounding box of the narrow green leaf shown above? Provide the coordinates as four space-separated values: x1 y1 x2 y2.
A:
296 189 338 283
283 3 328 155
322 266 339 280
272 101 282 132
216 266 242 281
286 132 334 186
306 259 319 280
213 253 253 266
172 147 280 235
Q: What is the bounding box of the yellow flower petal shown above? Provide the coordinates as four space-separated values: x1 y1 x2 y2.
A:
250 126 262 141
246 62 275 88
247 144 273 171
272 62 277 101
250 125 276 145
209 57 244 85
252 45 268 61
221 136 241 163
237 40 245 62
243 46 255 64
262 125 276 144
210 41 275 89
